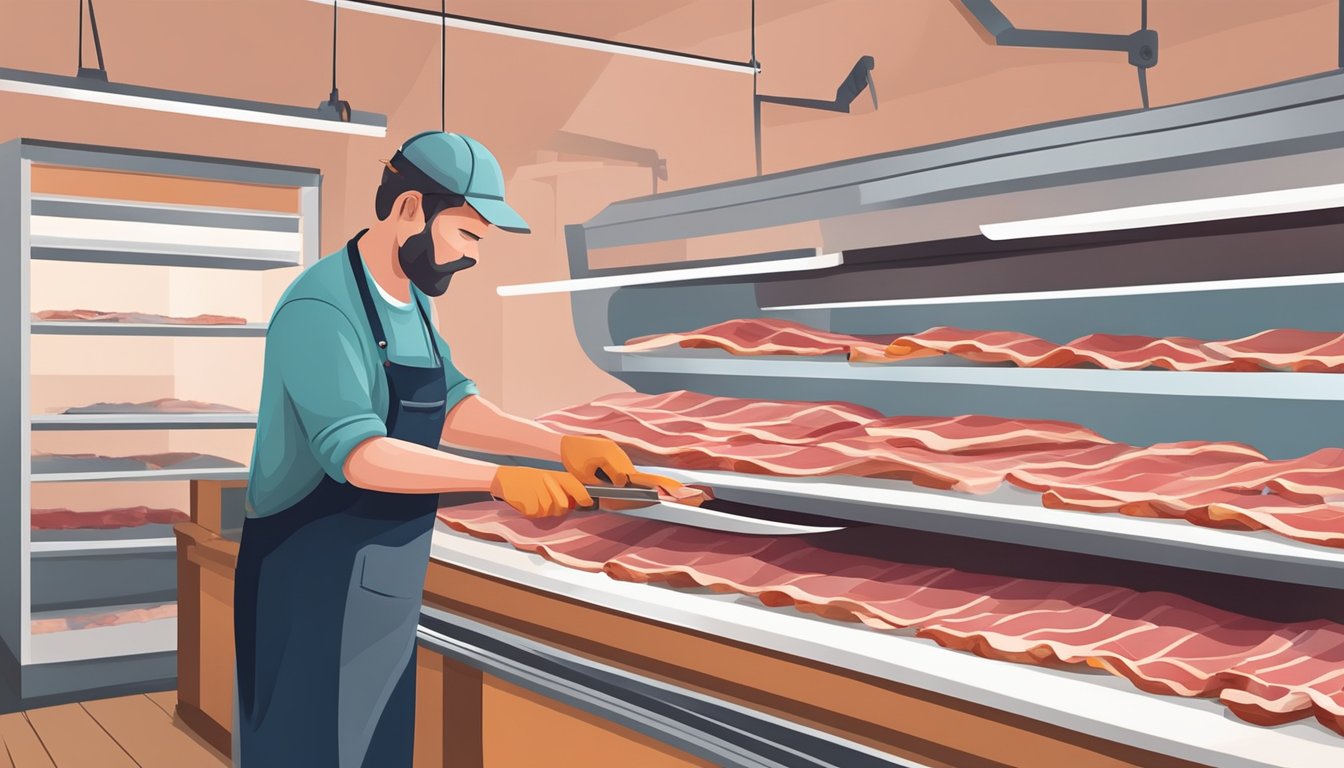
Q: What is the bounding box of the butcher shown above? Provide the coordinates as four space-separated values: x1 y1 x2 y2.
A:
234 131 692 767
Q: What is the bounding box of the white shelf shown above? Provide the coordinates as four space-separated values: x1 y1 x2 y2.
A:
608 349 1344 401
31 412 258 430
499 250 842 296
29 537 176 557
640 467 1344 589
31 467 249 483
27 614 176 665
430 527 1344 768
32 321 267 336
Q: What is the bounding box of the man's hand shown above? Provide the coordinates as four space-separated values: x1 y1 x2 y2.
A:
490 466 593 519
560 435 702 505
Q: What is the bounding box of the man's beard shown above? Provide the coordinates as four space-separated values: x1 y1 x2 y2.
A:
397 222 476 297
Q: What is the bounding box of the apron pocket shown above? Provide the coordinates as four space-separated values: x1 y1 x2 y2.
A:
358 542 428 599
398 399 445 412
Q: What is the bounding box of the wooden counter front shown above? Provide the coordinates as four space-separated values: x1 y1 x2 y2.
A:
176 481 1206 768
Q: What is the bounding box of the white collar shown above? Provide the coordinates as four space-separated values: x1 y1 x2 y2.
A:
366 266 413 309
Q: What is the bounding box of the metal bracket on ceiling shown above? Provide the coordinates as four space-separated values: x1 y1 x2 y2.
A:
76 0 108 81
957 0 1157 108
753 55 878 176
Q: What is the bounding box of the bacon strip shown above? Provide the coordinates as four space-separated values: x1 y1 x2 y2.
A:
615 318 914 363
436 502 1344 736
33 308 247 325
31 506 188 530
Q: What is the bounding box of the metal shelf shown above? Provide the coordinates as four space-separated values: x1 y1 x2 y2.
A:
32 321 267 336
27 610 176 665
29 538 176 557
430 528 1344 768
642 467 1344 589
31 467 249 483
31 412 258 430
31 245 299 271
607 349 1344 402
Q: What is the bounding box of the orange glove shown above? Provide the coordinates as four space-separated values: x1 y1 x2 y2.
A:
559 435 703 506
490 466 593 519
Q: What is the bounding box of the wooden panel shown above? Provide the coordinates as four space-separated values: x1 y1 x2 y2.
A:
30 165 299 213
23 704 137 767
145 690 178 718
0 713 53 768
176 531 202 713
426 563 1205 768
414 649 446 768
198 555 237 731
81 695 227 768
481 676 711 768
442 659 484 768
0 725 13 768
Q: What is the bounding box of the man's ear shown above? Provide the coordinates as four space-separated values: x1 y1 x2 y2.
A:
396 191 422 222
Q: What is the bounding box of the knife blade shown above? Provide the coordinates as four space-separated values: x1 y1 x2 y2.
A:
583 485 843 536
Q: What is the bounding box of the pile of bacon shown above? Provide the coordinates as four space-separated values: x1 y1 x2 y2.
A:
538 391 1344 548
32 308 248 325
30 603 178 635
31 506 188 530
437 501 1344 736
617 318 1344 372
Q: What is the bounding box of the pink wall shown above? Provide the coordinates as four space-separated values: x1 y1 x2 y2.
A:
1 0 1336 420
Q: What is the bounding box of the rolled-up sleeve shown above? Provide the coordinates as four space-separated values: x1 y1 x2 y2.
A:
271 299 387 482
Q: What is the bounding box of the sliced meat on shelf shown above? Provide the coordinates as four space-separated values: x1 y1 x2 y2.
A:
30 603 178 634
886 327 1060 364
31 506 188 530
1202 329 1344 372
615 318 916 363
540 391 1344 547
31 451 245 474
32 308 247 325
888 327 1253 371
61 397 248 414
436 502 1344 736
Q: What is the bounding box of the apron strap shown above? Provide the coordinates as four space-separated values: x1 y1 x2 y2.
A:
346 231 443 368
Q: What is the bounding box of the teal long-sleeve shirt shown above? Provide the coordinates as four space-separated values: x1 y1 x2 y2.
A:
245 239 478 518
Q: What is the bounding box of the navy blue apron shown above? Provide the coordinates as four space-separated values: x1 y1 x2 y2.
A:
234 234 447 768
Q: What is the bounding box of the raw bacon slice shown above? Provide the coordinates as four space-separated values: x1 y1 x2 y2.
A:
31 451 245 474
62 398 247 414
861 413 1113 453
31 506 188 530
30 603 178 634
33 308 247 325
887 328 1250 371
615 318 919 363
1203 329 1344 373
886 327 1058 364
435 502 1344 735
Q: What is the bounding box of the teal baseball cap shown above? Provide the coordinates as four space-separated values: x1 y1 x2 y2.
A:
397 131 530 234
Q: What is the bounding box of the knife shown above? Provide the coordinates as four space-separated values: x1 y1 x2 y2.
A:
583 485 844 536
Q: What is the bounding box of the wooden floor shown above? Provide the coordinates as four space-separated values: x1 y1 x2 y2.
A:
0 691 228 768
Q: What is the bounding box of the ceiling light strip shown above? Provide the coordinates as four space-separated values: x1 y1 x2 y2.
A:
318 0 758 74
0 67 386 136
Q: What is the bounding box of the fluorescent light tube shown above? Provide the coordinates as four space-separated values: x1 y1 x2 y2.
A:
980 182 1344 240
762 271 1344 310
0 66 387 136
499 251 843 296
316 0 758 75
